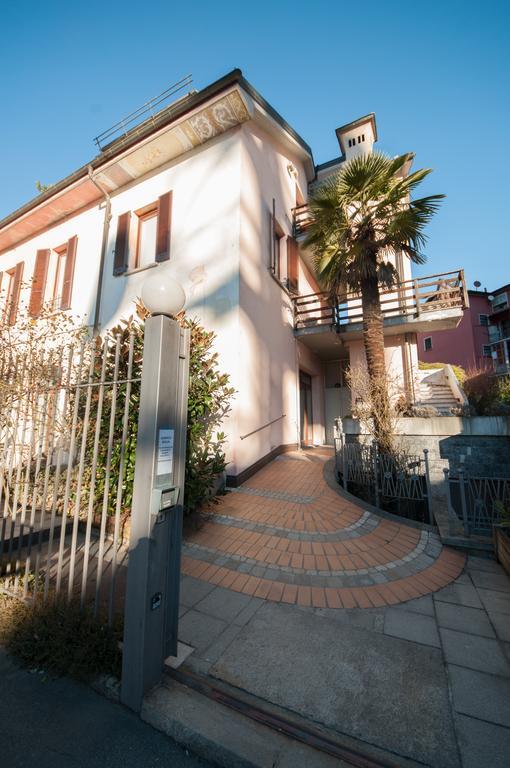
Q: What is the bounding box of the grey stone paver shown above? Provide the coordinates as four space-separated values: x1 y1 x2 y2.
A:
177 609 228 654
469 569 510 592
455 714 510 768
489 611 510 641
467 555 504 573
477 587 510 615
232 596 264 627
433 581 483 609
435 601 496 638
195 586 252 623
179 575 216 607
394 594 435 616
210 601 460 768
384 607 441 647
448 664 510 728
440 627 510 676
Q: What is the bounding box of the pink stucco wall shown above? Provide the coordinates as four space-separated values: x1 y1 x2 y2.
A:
417 292 491 371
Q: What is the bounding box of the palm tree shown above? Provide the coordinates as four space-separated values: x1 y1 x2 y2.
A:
304 152 443 449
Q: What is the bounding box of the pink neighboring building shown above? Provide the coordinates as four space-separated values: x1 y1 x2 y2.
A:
418 290 492 371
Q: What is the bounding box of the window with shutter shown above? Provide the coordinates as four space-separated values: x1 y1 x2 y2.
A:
29 249 50 316
60 236 77 310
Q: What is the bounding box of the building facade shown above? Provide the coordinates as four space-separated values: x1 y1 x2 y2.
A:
0 69 467 482
418 290 492 371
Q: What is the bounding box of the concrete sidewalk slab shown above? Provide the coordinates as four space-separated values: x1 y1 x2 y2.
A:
209 601 460 768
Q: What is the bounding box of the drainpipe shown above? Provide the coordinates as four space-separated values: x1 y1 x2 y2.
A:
88 165 112 336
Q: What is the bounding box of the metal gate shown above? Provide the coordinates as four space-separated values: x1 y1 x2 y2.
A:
0 315 189 711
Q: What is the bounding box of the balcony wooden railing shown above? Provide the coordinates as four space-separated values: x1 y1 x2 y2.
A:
293 270 468 330
292 204 313 237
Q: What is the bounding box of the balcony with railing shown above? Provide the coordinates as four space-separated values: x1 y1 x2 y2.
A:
292 270 468 339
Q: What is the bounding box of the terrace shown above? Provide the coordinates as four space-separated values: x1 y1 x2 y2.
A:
292 270 468 356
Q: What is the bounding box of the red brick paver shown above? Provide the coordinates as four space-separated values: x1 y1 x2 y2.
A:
183 450 465 608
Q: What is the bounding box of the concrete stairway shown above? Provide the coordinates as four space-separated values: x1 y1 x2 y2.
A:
414 367 463 414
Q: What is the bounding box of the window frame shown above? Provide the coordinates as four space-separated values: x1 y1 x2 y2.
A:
479 313 489 327
134 203 159 270
423 336 433 352
3 268 16 323
482 344 492 357
51 243 68 311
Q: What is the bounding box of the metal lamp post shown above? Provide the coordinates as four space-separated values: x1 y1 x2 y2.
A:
121 271 190 712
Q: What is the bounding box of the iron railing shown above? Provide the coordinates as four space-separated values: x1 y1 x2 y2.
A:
0 334 140 621
444 469 510 537
334 432 433 524
293 270 468 330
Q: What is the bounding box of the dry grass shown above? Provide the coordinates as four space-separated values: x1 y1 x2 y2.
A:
0 591 122 680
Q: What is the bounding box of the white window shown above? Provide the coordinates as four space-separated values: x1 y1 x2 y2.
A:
424 336 433 352
52 246 67 309
479 314 489 326
135 208 158 269
3 268 16 322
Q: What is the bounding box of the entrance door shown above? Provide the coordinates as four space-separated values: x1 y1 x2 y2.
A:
299 371 313 446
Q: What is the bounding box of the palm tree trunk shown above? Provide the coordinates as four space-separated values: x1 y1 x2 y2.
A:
360 275 393 452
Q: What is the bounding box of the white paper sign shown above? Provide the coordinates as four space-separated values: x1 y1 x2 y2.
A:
157 428 174 478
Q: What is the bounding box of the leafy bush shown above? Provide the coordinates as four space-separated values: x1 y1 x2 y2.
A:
463 367 499 415
498 376 510 406
84 312 234 518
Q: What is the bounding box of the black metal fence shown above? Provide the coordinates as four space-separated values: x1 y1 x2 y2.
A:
444 469 510 537
334 433 433 524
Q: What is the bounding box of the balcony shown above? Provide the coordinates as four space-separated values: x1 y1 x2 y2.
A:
292 204 313 237
292 270 468 351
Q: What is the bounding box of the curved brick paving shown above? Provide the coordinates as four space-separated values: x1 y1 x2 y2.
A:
182 449 466 609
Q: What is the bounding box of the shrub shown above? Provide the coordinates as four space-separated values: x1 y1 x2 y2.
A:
85 311 234 518
418 361 466 385
498 376 510 406
463 367 499 415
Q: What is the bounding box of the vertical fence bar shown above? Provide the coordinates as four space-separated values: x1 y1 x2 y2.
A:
80 344 109 609
108 332 135 625
43 345 75 601
55 340 86 596
94 335 121 616
458 469 470 537
67 346 96 602
423 449 434 525
372 441 380 509
342 438 348 491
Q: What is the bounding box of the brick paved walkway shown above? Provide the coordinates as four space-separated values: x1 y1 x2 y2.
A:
182 449 465 609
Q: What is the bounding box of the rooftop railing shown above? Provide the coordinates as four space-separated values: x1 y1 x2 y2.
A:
293 270 468 330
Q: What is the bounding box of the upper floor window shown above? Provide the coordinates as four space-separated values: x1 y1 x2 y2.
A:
113 192 172 276
28 237 77 317
479 314 489 326
424 336 433 351
482 344 492 357
135 205 159 269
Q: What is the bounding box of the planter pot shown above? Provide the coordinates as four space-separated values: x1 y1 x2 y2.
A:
494 524 510 577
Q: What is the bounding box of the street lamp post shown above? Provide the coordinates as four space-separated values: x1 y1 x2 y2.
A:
121 271 190 712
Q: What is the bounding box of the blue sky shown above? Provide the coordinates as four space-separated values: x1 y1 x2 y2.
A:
1 0 508 288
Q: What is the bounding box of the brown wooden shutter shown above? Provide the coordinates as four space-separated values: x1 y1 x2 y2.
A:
114 212 131 274
155 191 172 262
8 262 24 326
287 236 299 293
29 249 50 316
60 236 77 310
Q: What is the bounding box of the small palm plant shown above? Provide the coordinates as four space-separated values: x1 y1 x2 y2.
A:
305 152 444 450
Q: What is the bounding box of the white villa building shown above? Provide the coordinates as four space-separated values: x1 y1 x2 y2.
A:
0 69 467 484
